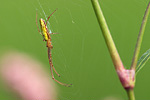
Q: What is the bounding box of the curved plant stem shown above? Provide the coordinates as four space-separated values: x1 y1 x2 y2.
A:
131 2 150 70
91 0 136 99
91 0 124 70
91 0 150 100
127 89 135 100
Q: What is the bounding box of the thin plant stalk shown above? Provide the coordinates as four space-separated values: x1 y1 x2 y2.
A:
91 0 150 100
91 0 135 99
127 89 135 100
91 0 124 71
131 2 150 70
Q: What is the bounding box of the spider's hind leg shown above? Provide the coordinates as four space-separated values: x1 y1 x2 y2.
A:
50 64 72 87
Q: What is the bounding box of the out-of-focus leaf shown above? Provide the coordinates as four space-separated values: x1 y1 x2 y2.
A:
136 49 150 75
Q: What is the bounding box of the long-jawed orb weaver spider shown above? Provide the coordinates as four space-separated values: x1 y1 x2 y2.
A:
36 9 72 87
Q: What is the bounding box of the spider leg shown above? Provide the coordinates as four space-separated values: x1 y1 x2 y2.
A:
51 60 60 77
48 47 60 77
45 8 58 26
48 48 72 87
51 33 59 35
36 11 42 35
50 64 72 87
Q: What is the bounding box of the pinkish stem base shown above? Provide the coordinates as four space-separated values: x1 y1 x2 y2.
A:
117 69 135 89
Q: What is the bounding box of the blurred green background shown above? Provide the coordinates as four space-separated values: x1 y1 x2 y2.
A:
0 0 150 100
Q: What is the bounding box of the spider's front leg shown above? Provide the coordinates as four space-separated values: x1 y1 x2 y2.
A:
51 33 59 34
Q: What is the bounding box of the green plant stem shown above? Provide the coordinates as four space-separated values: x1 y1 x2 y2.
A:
131 2 150 70
91 0 124 70
126 89 135 100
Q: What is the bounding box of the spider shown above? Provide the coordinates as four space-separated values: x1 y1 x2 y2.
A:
36 9 72 87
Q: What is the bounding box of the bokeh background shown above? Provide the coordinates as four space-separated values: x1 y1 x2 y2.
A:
0 0 150 100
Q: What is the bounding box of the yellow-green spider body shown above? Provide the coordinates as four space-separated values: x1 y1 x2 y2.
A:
39 18 49 41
